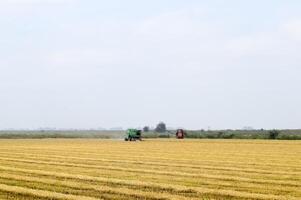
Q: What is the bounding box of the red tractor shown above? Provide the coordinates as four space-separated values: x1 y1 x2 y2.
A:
176 129 185 139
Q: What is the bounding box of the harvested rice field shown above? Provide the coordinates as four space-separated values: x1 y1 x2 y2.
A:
0 139 300 200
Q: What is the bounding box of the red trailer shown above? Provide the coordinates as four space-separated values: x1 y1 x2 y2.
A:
176 129 185 139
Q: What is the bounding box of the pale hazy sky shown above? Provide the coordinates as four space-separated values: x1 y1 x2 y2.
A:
0 0 301 130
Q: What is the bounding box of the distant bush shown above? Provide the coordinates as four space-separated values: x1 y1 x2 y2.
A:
277 134 301 140
222 133 235 139
268 130 280 139
142 132 158 138
217 132 224 138
0 130 124 139
158 134 170 138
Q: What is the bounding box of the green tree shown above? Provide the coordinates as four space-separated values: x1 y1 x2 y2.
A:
155 122 166 133
143 126 150 132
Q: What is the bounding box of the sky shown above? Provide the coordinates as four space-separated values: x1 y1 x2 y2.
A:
0 0 301 130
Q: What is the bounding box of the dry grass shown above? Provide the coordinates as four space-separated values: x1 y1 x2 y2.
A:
0 139 300 200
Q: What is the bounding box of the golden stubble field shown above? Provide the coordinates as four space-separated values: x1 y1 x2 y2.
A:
0 139 300 200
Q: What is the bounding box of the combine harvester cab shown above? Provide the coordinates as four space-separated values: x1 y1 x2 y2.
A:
125 129 142 141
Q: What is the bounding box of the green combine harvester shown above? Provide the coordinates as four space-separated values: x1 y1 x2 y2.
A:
125 129 142 141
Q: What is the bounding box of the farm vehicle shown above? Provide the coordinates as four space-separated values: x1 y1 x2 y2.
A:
124 129 142 141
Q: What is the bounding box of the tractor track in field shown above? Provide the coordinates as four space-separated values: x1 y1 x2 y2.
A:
0 166 299 200
0 168 299 198
0 157 300 188
0 152 301 176
0 150 301 175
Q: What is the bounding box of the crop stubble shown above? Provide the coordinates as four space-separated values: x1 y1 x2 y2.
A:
0 139 300 200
